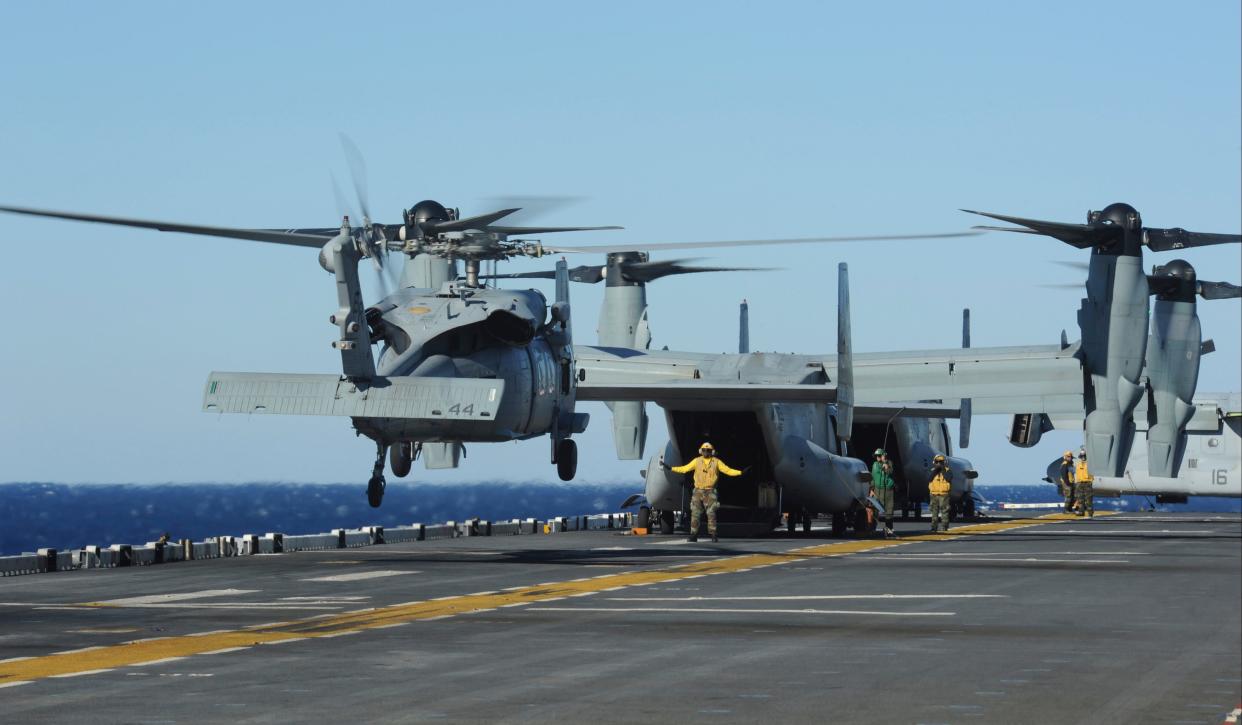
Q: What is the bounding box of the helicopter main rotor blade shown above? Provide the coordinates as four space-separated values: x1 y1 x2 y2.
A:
490 224 624 235
544 230 980 255
0 204 331 248
423 208 523 234
624 260 771 283
339 133 371 223
482 195 585 221
478 265 604 283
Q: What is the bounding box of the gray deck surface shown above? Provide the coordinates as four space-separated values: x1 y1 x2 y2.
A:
1 512 1239 724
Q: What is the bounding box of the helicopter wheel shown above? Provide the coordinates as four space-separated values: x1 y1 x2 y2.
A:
556 438 578 481
802 511 813 533
367 474 386 508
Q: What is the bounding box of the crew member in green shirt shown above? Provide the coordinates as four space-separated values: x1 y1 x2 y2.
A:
871 448 897 538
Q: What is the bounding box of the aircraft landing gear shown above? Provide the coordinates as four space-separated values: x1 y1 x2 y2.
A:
831 512 847 538
556 438 578 481
367 443 387 508
802 511 812 533
852 507 870 535
658 510 675 535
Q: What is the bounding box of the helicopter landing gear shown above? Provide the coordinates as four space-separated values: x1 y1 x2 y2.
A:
556 438 578 481
367 443 387 508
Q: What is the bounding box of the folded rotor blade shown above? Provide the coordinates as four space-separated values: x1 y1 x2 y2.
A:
546 230 979 255
1144 227 1242 252
1198 280 1242 300
0 204 331 248
961 209 1106 248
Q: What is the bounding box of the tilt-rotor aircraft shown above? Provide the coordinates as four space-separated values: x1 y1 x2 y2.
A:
1037 392 1241 502
558 203 1238 533
0 196 972 509
490 262 984 533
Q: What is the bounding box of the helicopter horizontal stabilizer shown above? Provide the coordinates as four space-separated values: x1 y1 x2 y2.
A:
202 372 504 420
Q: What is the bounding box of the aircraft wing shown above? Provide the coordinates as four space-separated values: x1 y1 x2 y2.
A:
574 343 1084 416
849 343 1084 415
577 382 839 405
203 372 504 420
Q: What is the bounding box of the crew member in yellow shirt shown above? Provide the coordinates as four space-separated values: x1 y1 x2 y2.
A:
1074 449 1094 517
928 454 953 533
663 442 744 542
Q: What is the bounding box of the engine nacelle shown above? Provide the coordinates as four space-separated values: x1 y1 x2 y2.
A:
644 441 685 510
773 435 870 513
598 254 652 461
1079 250 1148 476
1143 261 1202 477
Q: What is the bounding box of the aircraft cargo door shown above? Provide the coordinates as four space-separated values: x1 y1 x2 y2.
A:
667 409 780 533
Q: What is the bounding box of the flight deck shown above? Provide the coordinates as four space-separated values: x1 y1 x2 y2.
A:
1 512 1239 724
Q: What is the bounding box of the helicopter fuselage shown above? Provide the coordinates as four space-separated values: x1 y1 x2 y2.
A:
350 284 576 445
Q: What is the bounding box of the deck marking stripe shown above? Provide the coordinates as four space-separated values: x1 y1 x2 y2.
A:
92 589 259 606
0 680 33 689
50 646 108 656
49 668 113 678
300 570 414 582
0 513 1089 684
528 607 956 617
130 657 186 666
608 594 1008 601
863 556 1128 563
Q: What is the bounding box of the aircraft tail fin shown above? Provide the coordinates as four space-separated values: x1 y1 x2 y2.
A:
960 308 972 449
836 263 854 441
739 299 750 354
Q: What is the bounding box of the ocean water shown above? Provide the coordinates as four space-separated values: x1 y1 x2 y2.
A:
0 481 638 556
0 482 1237 555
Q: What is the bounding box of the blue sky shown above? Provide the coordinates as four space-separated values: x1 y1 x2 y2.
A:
0 1 1238 485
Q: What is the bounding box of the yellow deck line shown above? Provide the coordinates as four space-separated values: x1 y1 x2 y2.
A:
0 513 1102 684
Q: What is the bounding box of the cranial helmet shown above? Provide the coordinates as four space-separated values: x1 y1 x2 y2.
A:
874 448 886 457
933 454 946 463
1063 450 1074 458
